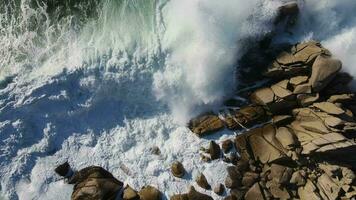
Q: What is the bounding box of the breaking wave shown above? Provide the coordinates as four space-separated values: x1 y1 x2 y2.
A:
1 0 356 199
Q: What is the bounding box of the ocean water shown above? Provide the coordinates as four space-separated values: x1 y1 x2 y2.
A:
0 0 356 199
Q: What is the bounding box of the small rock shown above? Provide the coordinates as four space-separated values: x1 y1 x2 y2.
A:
209 141 221 160
213 184 225 195
123 185 139 200
55 161 71 177
196 173 210 190
138 186 161 200
187 186 213 200
222 139 234 153
171 161 185 178
150 146 161 155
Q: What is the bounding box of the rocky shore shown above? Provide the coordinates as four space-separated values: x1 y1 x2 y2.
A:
187 40 356 200
54 2 356 200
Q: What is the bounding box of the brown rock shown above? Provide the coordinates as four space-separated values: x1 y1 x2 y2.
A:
225 105 267 130
222 139 234 153
290 76 308 86
309 55 342 92
138 186 161 200
213 184 225 195
313 102 345 115
247 125 288 164
195 173 210 190
70 166 124 200
297 93 319 106
187 186 213 200
244 183 265 200
327 94 354 103
298 180 322 200
317 174 340 200
171 161 185 178
268 164 293 185
188 114 224 136
225 166 242 189
123 185 139 200
294 83 312 94
209 141 221 160
271 84 293 98
242 172 259 187
275 127 297 150
290 171 306 187
250 88 275 105
170 194 189 200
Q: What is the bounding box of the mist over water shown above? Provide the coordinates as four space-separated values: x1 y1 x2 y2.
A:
1 0 356 199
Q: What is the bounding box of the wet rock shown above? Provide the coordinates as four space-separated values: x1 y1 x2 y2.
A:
150 146 161 155
230 189 246 200
195 173 210 190
275 2 299 26
225 105 267 130
55 161 71 177
242 172 259 187
123 185 139 200
265 41 329 78
244 183 265 200
187 186 213 200
188 114 224 136
171 161 185 178
138 186 161 200
213 184 225 195
170 194 189 200
225 166 242 189
209 141 221 160
309 55 342 92
70 166 124 200
222 139 234 153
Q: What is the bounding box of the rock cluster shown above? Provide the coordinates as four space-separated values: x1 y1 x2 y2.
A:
189 40 356 200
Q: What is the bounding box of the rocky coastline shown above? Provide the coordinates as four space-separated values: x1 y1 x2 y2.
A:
54 2 356 200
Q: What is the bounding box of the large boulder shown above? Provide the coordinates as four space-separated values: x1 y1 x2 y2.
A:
309 55 342 92
70 166 124 200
